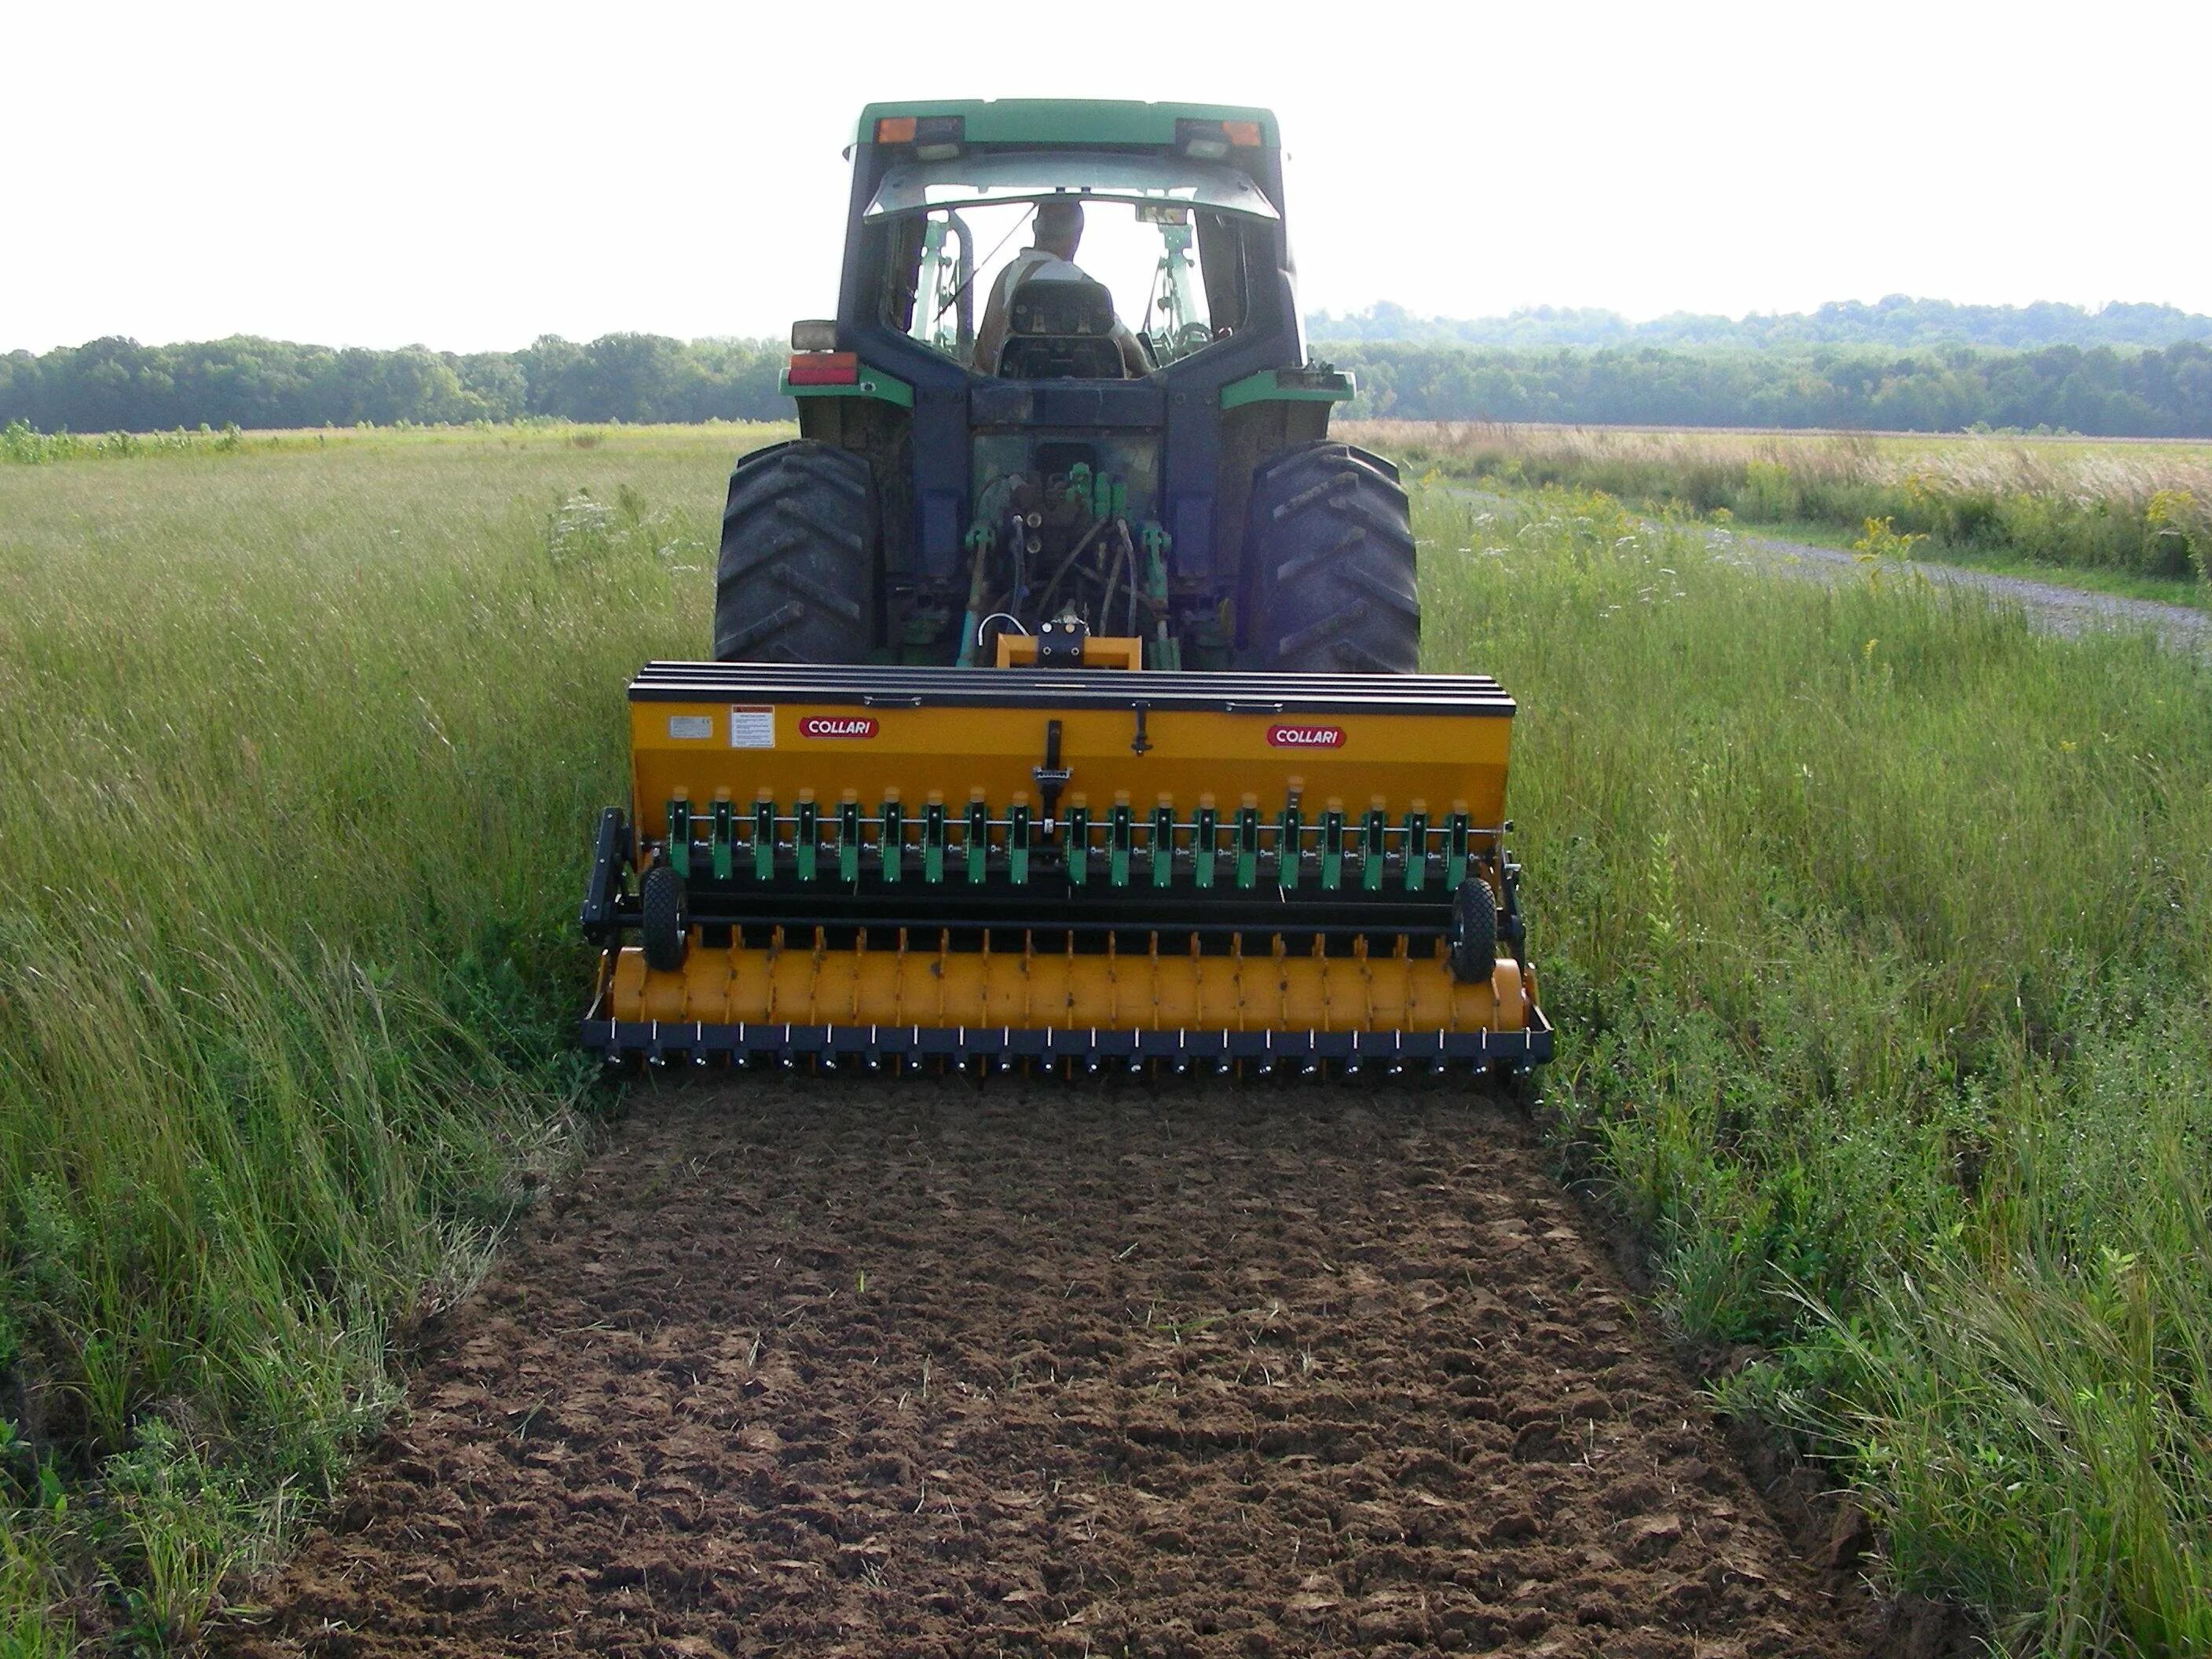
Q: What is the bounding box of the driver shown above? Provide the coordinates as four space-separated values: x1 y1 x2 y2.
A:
971 200 1148 377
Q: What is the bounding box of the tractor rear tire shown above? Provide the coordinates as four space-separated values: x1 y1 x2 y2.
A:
1243 441 1419 674
713 441 878 664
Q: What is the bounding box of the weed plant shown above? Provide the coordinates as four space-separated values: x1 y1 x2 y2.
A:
1420 485 2212 1656
1361 420 2212 588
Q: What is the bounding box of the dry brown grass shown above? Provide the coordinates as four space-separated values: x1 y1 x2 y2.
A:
1346 421 2212 581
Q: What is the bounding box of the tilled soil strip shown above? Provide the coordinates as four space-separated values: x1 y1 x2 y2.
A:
219 1082 1858 1658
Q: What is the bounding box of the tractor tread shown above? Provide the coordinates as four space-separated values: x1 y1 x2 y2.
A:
713 441 878 664
1242 440 1419 674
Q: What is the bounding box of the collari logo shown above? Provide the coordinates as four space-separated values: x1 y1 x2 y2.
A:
799 716 878 739
1267 723 1346 749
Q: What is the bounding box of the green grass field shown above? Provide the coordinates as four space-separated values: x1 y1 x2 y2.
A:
4 430 2210 1654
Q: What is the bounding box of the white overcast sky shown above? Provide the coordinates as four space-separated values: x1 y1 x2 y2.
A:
5 0 2206 353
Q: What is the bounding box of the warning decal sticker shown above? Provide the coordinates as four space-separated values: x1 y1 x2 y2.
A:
729 706 775 749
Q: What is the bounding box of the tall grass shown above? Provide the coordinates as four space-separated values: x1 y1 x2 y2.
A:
0 429 784 1647
1361 420 2212 586
1420 485 2212 1655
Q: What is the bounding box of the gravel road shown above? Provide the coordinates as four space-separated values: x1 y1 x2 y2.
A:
1705 526 2212 654
1452 485 2211 656
215 1081 1873 1658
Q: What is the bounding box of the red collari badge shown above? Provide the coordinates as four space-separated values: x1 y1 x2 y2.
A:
799 716 878 739
1266 724 1346 749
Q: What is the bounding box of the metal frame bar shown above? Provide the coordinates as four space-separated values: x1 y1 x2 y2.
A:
581 1006 1554 1070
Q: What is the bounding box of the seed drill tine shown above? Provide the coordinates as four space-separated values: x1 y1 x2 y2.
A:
667 797 691 879
837 797 861 883
797 798 819 881
753 796 775 881
965 797 989 883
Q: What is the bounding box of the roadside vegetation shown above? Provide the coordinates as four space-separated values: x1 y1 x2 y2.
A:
1360 419 2212 600
2 431 2207 1654
1420 485 2212 1657
0 427 785 1650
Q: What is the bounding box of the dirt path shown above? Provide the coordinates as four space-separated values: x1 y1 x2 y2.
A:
1701 524 2212 655
218 1081 1862 1658
1451 484 2212 655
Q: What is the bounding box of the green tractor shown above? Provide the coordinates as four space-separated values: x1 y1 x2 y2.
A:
719 98 1417 676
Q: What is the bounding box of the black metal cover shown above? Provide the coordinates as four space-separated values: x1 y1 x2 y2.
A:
627 661 1515 720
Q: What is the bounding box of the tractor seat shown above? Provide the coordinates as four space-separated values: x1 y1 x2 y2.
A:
996 273 1126 379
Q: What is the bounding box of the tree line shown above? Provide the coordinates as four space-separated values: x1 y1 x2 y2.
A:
5 331 2211 438
0 335 789 434
1326 339 2212 437
1308 295 2212 351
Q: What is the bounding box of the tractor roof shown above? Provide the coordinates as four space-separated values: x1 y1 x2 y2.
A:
855 98 1278 149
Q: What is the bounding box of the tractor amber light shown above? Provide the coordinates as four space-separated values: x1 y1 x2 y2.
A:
1222 120 1262 147
786 351 858 386
874 115 917 144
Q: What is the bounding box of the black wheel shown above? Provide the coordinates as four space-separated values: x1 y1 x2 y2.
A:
1242 440 1419 673
713 441 877 663
1448 877 1498 984
640 865 689 972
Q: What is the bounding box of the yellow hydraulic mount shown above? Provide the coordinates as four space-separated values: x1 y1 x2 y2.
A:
580 624 1547 1074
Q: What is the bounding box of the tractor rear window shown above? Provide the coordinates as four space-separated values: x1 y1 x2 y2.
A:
881 200 1253 377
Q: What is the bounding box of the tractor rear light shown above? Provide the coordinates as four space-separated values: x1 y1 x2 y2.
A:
914 114 964 159
874 115 917 144
790 319 838 352
786 352 858 386
1177 117 1263 159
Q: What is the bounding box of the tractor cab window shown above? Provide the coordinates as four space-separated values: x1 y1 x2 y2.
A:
883 200 1245 375
867 156 1271 378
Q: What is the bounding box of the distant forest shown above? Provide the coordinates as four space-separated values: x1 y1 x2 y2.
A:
1307 295 2212 351
6 309 2212 438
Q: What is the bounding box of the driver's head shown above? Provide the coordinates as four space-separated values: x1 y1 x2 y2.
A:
1033 200 1083 259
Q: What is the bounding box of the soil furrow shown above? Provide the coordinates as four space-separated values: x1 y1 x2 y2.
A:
217 1081 1861 1657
